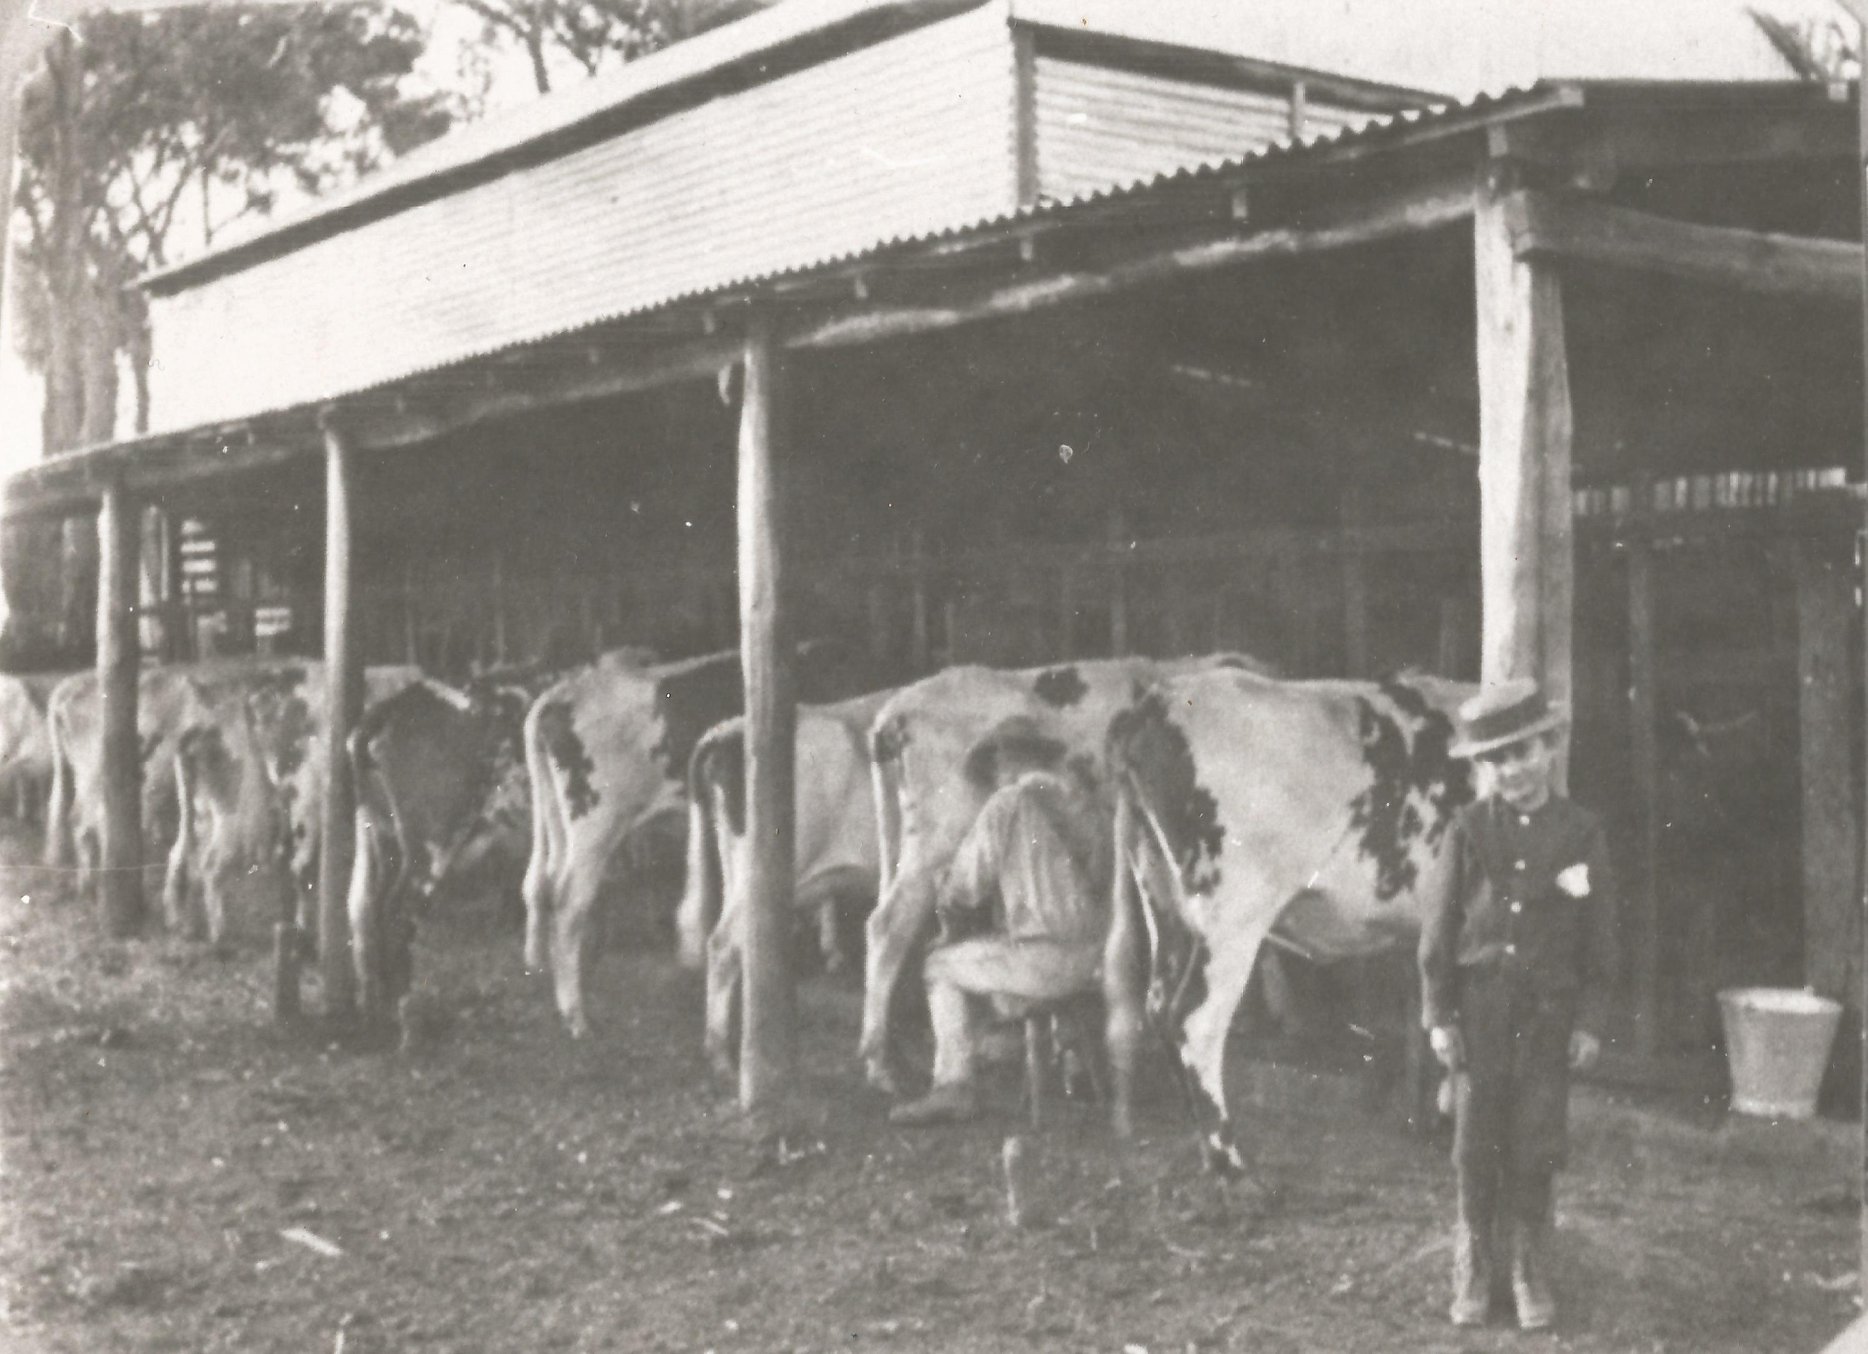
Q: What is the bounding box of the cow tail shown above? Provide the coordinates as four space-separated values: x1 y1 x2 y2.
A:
675 727 726 971
163 729 198 936
348 719 413 910
870 727 903 902
519 693 559 973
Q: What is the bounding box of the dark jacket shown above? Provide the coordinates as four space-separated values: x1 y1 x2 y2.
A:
1420 794 1619 1043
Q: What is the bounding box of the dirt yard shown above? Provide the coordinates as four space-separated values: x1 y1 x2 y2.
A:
0 820 1858 1354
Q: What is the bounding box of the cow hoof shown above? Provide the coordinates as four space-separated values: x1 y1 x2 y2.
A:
864 1059 903 1097
706 1046 736 1082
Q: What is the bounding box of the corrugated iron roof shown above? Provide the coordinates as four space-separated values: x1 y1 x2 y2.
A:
134 79 1581 439
1010 0 1833 100
141 3 1019 432
13 74 1845 514
144 0 994 293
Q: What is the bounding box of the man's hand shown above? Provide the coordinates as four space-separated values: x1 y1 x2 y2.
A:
1428 1024 1464 1072
1569 1030 1601 1073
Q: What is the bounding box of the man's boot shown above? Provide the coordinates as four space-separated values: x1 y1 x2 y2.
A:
1449 1163 1494 1327
1450 1220 1491 1327
1510 1209 1556 1331
888 1081 980 1127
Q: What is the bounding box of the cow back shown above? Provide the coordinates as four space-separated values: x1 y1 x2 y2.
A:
1111 669 1476 958
871 655 1266 879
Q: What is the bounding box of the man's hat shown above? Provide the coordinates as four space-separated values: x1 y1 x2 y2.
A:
1449 679 1567 760
963 714 1067 788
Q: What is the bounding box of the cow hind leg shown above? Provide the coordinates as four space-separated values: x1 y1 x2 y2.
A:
162 833 196 939
817 898 847 974
1178 926 1274 1178
549 856 605 1038
859 864 939 1095
349 825 391 1024
702 903 743 1079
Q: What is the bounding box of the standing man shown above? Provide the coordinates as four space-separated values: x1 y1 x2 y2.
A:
1421 680 1619 1331
889 716 1107 1127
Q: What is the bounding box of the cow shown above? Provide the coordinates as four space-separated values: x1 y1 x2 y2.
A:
522 643 865 1037
0 672 62 825
165 682 287 946
858 654 1269 1095
343 654 656 1022
44 658 282 892
239 663 424 941
1102 668 1477 1172
675 688 896 1076
164 662 423 950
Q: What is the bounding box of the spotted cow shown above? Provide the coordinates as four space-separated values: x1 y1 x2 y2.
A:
344 653 656 1022
858 654 1268 1094
523 644 866 1037
1103 668 1476 1171
165 663 423 950
675 688 896 1076
45 658 290 893
0 672 64 825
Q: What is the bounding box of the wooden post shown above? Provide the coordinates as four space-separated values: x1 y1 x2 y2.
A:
1058 568 1076 659
866 582 892 670
1842 8 1868 1291
1011 24 1039 209
492 546 509 666
165 509 188 661
318 421 362 1018
1799 539 1861 1032
1340 489 1371 678
1107 509 1129 656
1475 162 1575 790
1626 528 1662 1057
736 314 798 1119
95 477 143 938
401 559 418 665
909 528 930 672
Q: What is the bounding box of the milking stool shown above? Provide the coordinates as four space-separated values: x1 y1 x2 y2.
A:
998 989 1107 1131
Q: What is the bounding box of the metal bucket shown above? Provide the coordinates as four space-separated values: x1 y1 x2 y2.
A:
1718 987 1843 1121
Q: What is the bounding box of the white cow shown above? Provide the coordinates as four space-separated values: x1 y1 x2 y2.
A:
676 688 895 1075
523 643 866 1037
859 654 1268 1094
0 672 62 824
1103 668 1477 1170
164 662 422 947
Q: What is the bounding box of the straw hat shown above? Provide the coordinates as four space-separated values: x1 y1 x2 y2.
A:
963 714 1066 787
1449 679 1567 760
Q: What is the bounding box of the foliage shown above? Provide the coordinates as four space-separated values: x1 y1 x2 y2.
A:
9 3 456 454
1748 7 1859 81
447 0 771 94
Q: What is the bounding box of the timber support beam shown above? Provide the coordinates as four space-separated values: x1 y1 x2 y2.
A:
95 475 143 938
736 311 799 1121
1474 168 1575 783
1507 189 1864 304
317 419 361 1020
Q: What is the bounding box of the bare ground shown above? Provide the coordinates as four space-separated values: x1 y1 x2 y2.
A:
0 821 1857 1354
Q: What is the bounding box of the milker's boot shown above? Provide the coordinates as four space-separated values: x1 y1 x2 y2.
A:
1510 1215 1556 1331
1450 1164 1496 1326
1450 1220 1492 1327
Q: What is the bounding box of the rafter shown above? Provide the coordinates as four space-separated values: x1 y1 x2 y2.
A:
1506 189 1862 303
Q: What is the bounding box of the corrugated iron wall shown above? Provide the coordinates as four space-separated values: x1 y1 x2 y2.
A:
145 4 1016 435
1032 54 1378 203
